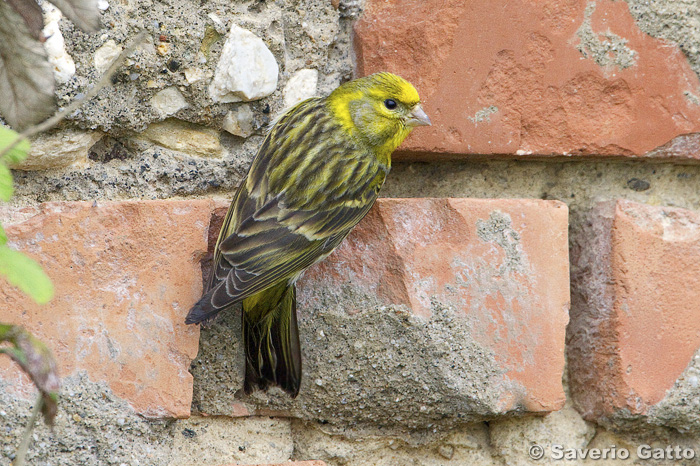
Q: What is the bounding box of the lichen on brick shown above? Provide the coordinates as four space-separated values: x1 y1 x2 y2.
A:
684 91 700 106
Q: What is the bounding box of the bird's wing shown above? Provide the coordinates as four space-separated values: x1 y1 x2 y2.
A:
187 184 381 323
186 98 386 324
204 97 327 292
207 169 383 306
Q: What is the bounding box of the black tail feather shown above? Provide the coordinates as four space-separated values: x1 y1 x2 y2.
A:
242 284 301 397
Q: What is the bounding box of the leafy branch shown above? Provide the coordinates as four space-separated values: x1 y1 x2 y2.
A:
0 31 146 463
0 128 56 465
0 1 147 463
0 324 60 424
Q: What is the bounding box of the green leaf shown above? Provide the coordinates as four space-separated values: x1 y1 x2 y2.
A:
0 125 30 165
0 223 6 246
0 245 53 304
0 163 13 201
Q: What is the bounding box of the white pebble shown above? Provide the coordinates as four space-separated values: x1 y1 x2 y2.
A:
209 24 278 103
222 105 254 138
150 87 188 117
94 39 122 74
283 69 318 109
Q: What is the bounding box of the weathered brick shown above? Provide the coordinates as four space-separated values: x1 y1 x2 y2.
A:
355 0 700 160
192 198 570 430
0 200 210 418
569 200 700 429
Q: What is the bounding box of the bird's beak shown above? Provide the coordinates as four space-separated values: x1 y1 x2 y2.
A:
406 104 431 127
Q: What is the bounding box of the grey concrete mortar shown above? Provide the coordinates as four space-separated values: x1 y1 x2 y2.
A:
0 373 174 466
8 0 360 203
12 134 254 202
56 0 353 135
382 159 700 227
0 373 295 466
652 351 700 435
191 299 511 435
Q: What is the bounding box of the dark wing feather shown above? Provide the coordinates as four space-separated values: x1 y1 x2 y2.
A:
185 97 387 324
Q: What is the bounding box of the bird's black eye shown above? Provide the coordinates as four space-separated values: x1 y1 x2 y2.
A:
384 99 397 110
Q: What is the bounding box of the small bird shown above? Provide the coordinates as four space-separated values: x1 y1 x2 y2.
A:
186 72 430 397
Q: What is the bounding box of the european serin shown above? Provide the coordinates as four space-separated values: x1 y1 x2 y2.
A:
186 72 430 397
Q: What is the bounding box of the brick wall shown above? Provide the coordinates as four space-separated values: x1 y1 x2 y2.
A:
3 0 700 465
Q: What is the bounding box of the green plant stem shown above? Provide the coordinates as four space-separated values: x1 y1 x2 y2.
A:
0 30 147 161
13 393 43 466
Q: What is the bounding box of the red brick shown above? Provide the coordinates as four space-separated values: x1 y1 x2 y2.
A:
355 0 700 160
569 200 700 421
301 198 570 413
0 200 211 418
194 198 570 423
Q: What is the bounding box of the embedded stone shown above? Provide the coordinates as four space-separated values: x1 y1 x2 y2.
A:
209 24 279 103
139 119 222 158
94 39 122 74
42 3 76 83
222 105 255 138
151 87 189 117
10 129 102 170
184 67 208 84
283 69 318 109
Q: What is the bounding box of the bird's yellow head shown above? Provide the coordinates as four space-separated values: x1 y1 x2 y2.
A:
326 72 430 163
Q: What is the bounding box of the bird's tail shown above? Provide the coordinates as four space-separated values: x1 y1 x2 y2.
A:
242 282 302 397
